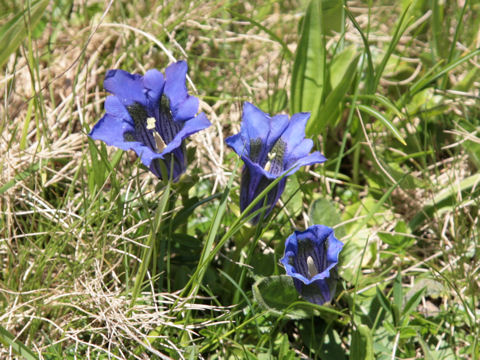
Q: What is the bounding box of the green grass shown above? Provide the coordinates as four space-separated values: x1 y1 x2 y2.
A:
1 0 480 359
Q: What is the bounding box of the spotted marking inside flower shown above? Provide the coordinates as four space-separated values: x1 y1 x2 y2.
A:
264 139 286 175
249 138 262 162
123 103 171 153
158 94 182 145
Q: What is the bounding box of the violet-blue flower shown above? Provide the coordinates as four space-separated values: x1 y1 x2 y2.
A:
281 225 343 305
226 102 326 223
89 61 210 181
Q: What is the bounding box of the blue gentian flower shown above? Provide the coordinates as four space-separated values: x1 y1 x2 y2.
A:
226 102 326 223
281 225 343 305
89 61 211 181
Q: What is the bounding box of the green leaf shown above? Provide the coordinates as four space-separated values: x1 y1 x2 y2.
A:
290 0 326 115
307 45 360 136
393 272 403 310
0 162 40 195
0 324 38 360
375 286 393 318
357 104 406 146
378 221 414 250
339 228 372 284
410 49 480 96
409 173 480 230
372 4 412 91
252 275 345 320
259 89 288 114
281 173 303 218
253 275 313 319
403 286 426 318
350 324 374 360
0 0 49 68
330 45 359 90
309 198 346 238
357 94 405 120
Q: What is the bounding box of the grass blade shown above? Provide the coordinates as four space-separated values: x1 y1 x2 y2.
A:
0 324 38 360
0 0 48 68
357 104 406 146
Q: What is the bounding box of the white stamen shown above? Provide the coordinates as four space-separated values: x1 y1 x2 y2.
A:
153 132 166 153
307 256 318 279
146 117 156 130
264 152 277 172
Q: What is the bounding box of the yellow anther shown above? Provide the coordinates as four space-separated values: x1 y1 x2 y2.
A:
264 161 272 172
264 152 277 172
153 132 166 153
146 117 156 130
307 256 318 279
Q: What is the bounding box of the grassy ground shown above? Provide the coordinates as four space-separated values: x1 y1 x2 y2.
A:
1 0 480 359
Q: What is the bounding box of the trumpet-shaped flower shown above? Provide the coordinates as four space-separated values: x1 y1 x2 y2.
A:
281 225 343 305
89 61 211 181
226 102 326 222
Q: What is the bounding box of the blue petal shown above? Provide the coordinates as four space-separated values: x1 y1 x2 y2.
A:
281 225 343 286
297 225 338 281
280 112 310 154
90 98 164 168
284 151 326 176
103 69 146 106
225 133 247 157
242 102 271 148
287 139 314 163
164 61 199 121
129 142 164 168
241 155 278 180
266 114 289 151
89 96 134 151
150 148 186 181
324 229 344 264
173 95 199 121
143 69 165 104
161 112 211 155
238 162 287 223
293 277 333 305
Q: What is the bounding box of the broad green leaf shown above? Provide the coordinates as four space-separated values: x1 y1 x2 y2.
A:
330 45 359 89
378 221 414 250
309 198 346 238
350 324 374 360
403 286 426 318
253 275 314 319
339 228 372 284
252 275 345 320
0 0 49 68
322 0 343 34
290 0 326 115
307 47 359 135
